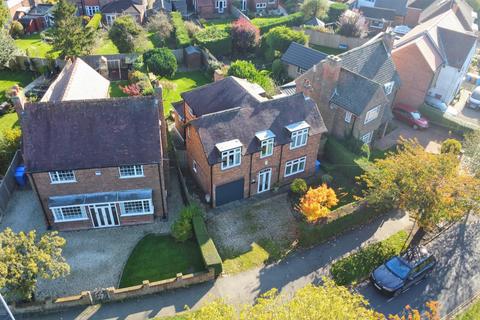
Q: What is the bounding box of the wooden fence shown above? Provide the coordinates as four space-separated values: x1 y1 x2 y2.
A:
0 151 22 222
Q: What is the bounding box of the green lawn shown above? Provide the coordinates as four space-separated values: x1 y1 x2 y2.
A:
203 18 234 31
0 113 19 132
119 234 205 288
93 37 120 55
310 44 346 56
161 71 211 114
456 298 480 320
0 70 34 102
109 81 129 97
14 33 59 58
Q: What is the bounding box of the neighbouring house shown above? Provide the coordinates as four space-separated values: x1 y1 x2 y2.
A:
296 32 400 145
392 9 477 108
102 0 147 25
10 60 169 231
7 0 32 19
281 42 328 79
247 0 278 13
18 4 55 33
406 0 477 30
173 76 327 207
359 6 396 31
355 0 409 25
194 0 231 18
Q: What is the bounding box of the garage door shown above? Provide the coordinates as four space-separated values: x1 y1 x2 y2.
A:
215 179 244 206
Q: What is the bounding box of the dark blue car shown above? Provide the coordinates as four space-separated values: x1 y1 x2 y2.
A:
371 247 436 296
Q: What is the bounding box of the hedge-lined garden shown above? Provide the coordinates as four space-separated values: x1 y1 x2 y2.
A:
195 27 232 56
251 12 304 33
171 12 191 47
193 215 223 276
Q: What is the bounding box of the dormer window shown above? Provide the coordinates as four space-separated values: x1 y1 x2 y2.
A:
384 81 395 95
255 130 276 159
286 121 310 150
216 139 243 170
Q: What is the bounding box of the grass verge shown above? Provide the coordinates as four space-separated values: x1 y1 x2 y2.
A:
330 230 408 286
456 298 480 320
119 234 205 288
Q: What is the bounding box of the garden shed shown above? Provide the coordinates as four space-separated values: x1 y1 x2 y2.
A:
185 46 202 70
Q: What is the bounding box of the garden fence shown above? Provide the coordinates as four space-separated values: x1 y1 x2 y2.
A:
300 28 369 51
0 150 22 222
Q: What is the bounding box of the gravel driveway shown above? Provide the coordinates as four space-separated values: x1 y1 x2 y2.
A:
0 169 184 299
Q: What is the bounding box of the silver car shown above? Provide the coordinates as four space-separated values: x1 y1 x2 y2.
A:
467 87 480 110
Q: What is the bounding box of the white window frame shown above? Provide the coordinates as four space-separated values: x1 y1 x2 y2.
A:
364 106 380 124
49 170 76 184
384 81 394 95
215 0 226 10
268 0 275 4
85 5 99 16
290 128 309 150
193 160 198 173
106 14 116 26
221 147 241 170
345 111 353 123
370 20 384 29
260 138 274 158
285 157 307 177
119 165 144 178
51 205 88 222
361 131 373 144
119 199 154 216
256 2 267 9
297 66 305 75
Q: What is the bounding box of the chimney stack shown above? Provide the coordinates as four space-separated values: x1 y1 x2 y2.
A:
382 30 395 53
10 85 26 116
324 55 342 82
98 56 109 79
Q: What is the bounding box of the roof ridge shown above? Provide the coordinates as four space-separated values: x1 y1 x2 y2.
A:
339 68 383 88
337 37 382 59
60 59 80 101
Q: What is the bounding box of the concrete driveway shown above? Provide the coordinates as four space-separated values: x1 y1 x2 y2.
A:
375 120 461 153
451 87 480 128
0 169 183 300
358 213 480 317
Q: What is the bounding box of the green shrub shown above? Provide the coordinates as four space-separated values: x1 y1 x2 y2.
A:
419 104 476 135
86 13 102 30
326 2 348 23
9 21 24 38
263 26 308 55
321 174 333 185
171 217 193 242
179 203 202 220
360 143 370 160
291 178 308 194
171 12 191 47
143 48 177 77
193 215 223 276
441 138 462 155
271 58 288 83
325 137 364 178
0 128 21 174
227 60 275 96
128 70 153 95
109 15 143 52
330 231 408 286
195 27 232 56
252 12 304 33
133 55 145 72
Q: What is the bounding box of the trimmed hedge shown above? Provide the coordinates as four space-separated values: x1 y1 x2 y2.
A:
252 12 304 33
193 215 223 276
195 27 232 56
419 104 477 135
86 13 102 29
171 12 191 47
324 137 364 179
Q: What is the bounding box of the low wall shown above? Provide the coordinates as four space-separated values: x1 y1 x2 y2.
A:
10 269 215 315
301 28 369 51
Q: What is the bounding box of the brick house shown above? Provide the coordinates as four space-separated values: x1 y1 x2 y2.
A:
281 42 327 79
295 33 400 145
393 10 477 108
173 77 327 207
355 0 409 25
194 0 278 18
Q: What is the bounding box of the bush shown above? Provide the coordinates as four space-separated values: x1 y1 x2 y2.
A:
9 21 23 38
441 138 462 155
330 231 408 285
325 137 364 178
271 58 288 83
263 26 308 55
252 12 304 33
0 128 21 174
195 27 232 56
86 13 101 30
231 18 260 53
143 48 177 77
171 12 191 47
227 60 275 96
326 2 348 23
297 184 338 223
132 55 145 72
128 70 153 95
337 10 366 38
184 21 201 38
171 218 193 242
291 178 308 194
360 143 370 159
321 174 333 184
193 215 223 276
147 11 173 43
109 15 143 52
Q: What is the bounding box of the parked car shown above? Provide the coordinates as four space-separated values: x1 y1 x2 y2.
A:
393 104 429 129
425 96 448 112
371 247 436 297
467 86 480 110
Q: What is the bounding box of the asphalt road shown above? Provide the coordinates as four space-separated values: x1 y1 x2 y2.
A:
358 213 480 317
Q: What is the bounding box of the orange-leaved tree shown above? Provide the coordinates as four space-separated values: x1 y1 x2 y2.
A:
297 184 338 223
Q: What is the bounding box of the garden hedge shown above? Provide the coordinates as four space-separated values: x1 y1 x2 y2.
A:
324 137 364 179
86 13 102 29
419 104 477 135
252 12 304 34
192 215 223 276
171 12 191 47
195 27 232 56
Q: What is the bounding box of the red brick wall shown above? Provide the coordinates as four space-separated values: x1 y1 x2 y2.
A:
405 7 421 27
186 125 212 197
31 164 165 230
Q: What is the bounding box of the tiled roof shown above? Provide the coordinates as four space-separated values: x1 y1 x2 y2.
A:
360 6 396 20
101 0 144 14
281 42 328 71
22 96 162 173
304 17 325 27
191 93 327 165
41 58 110 102
375 0 408 16
419 0 476 31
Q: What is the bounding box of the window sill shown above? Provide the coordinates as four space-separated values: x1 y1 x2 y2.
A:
53 217 89 223
260 154 273 159
120 212 154 217
284 170 305 178
221 165 241 171
289 144 307 150
50 180 77 185
119 175 145 179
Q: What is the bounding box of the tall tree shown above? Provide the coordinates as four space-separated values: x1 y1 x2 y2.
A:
0 29 18 67
463 130 480 177
109 15 143 53
337 10 367 38
231 18 260 53
301 0 329 20
48 0 95 57
360 139 479 232
0 228 70 301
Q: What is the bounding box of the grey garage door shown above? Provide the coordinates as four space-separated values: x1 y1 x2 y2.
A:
215 179 244 206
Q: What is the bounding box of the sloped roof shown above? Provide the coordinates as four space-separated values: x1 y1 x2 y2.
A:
22 96 162 172
41 58 110 102
418 0 476 31
360 6 396 20
181 76 265 117
304 17 325 27
191 94 327 165
408 0 436 10
281 42 328 71
102 0 144 14
375 0 408 16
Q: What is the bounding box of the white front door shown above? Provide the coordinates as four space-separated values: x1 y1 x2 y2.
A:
92 204 119 228
257 168 272 194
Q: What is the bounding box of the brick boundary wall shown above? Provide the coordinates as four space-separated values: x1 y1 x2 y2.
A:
9 268 215 315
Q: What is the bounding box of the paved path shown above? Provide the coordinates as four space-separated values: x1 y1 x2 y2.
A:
23 210 413 320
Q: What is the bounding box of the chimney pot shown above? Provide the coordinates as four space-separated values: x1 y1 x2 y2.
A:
10 86 26 116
